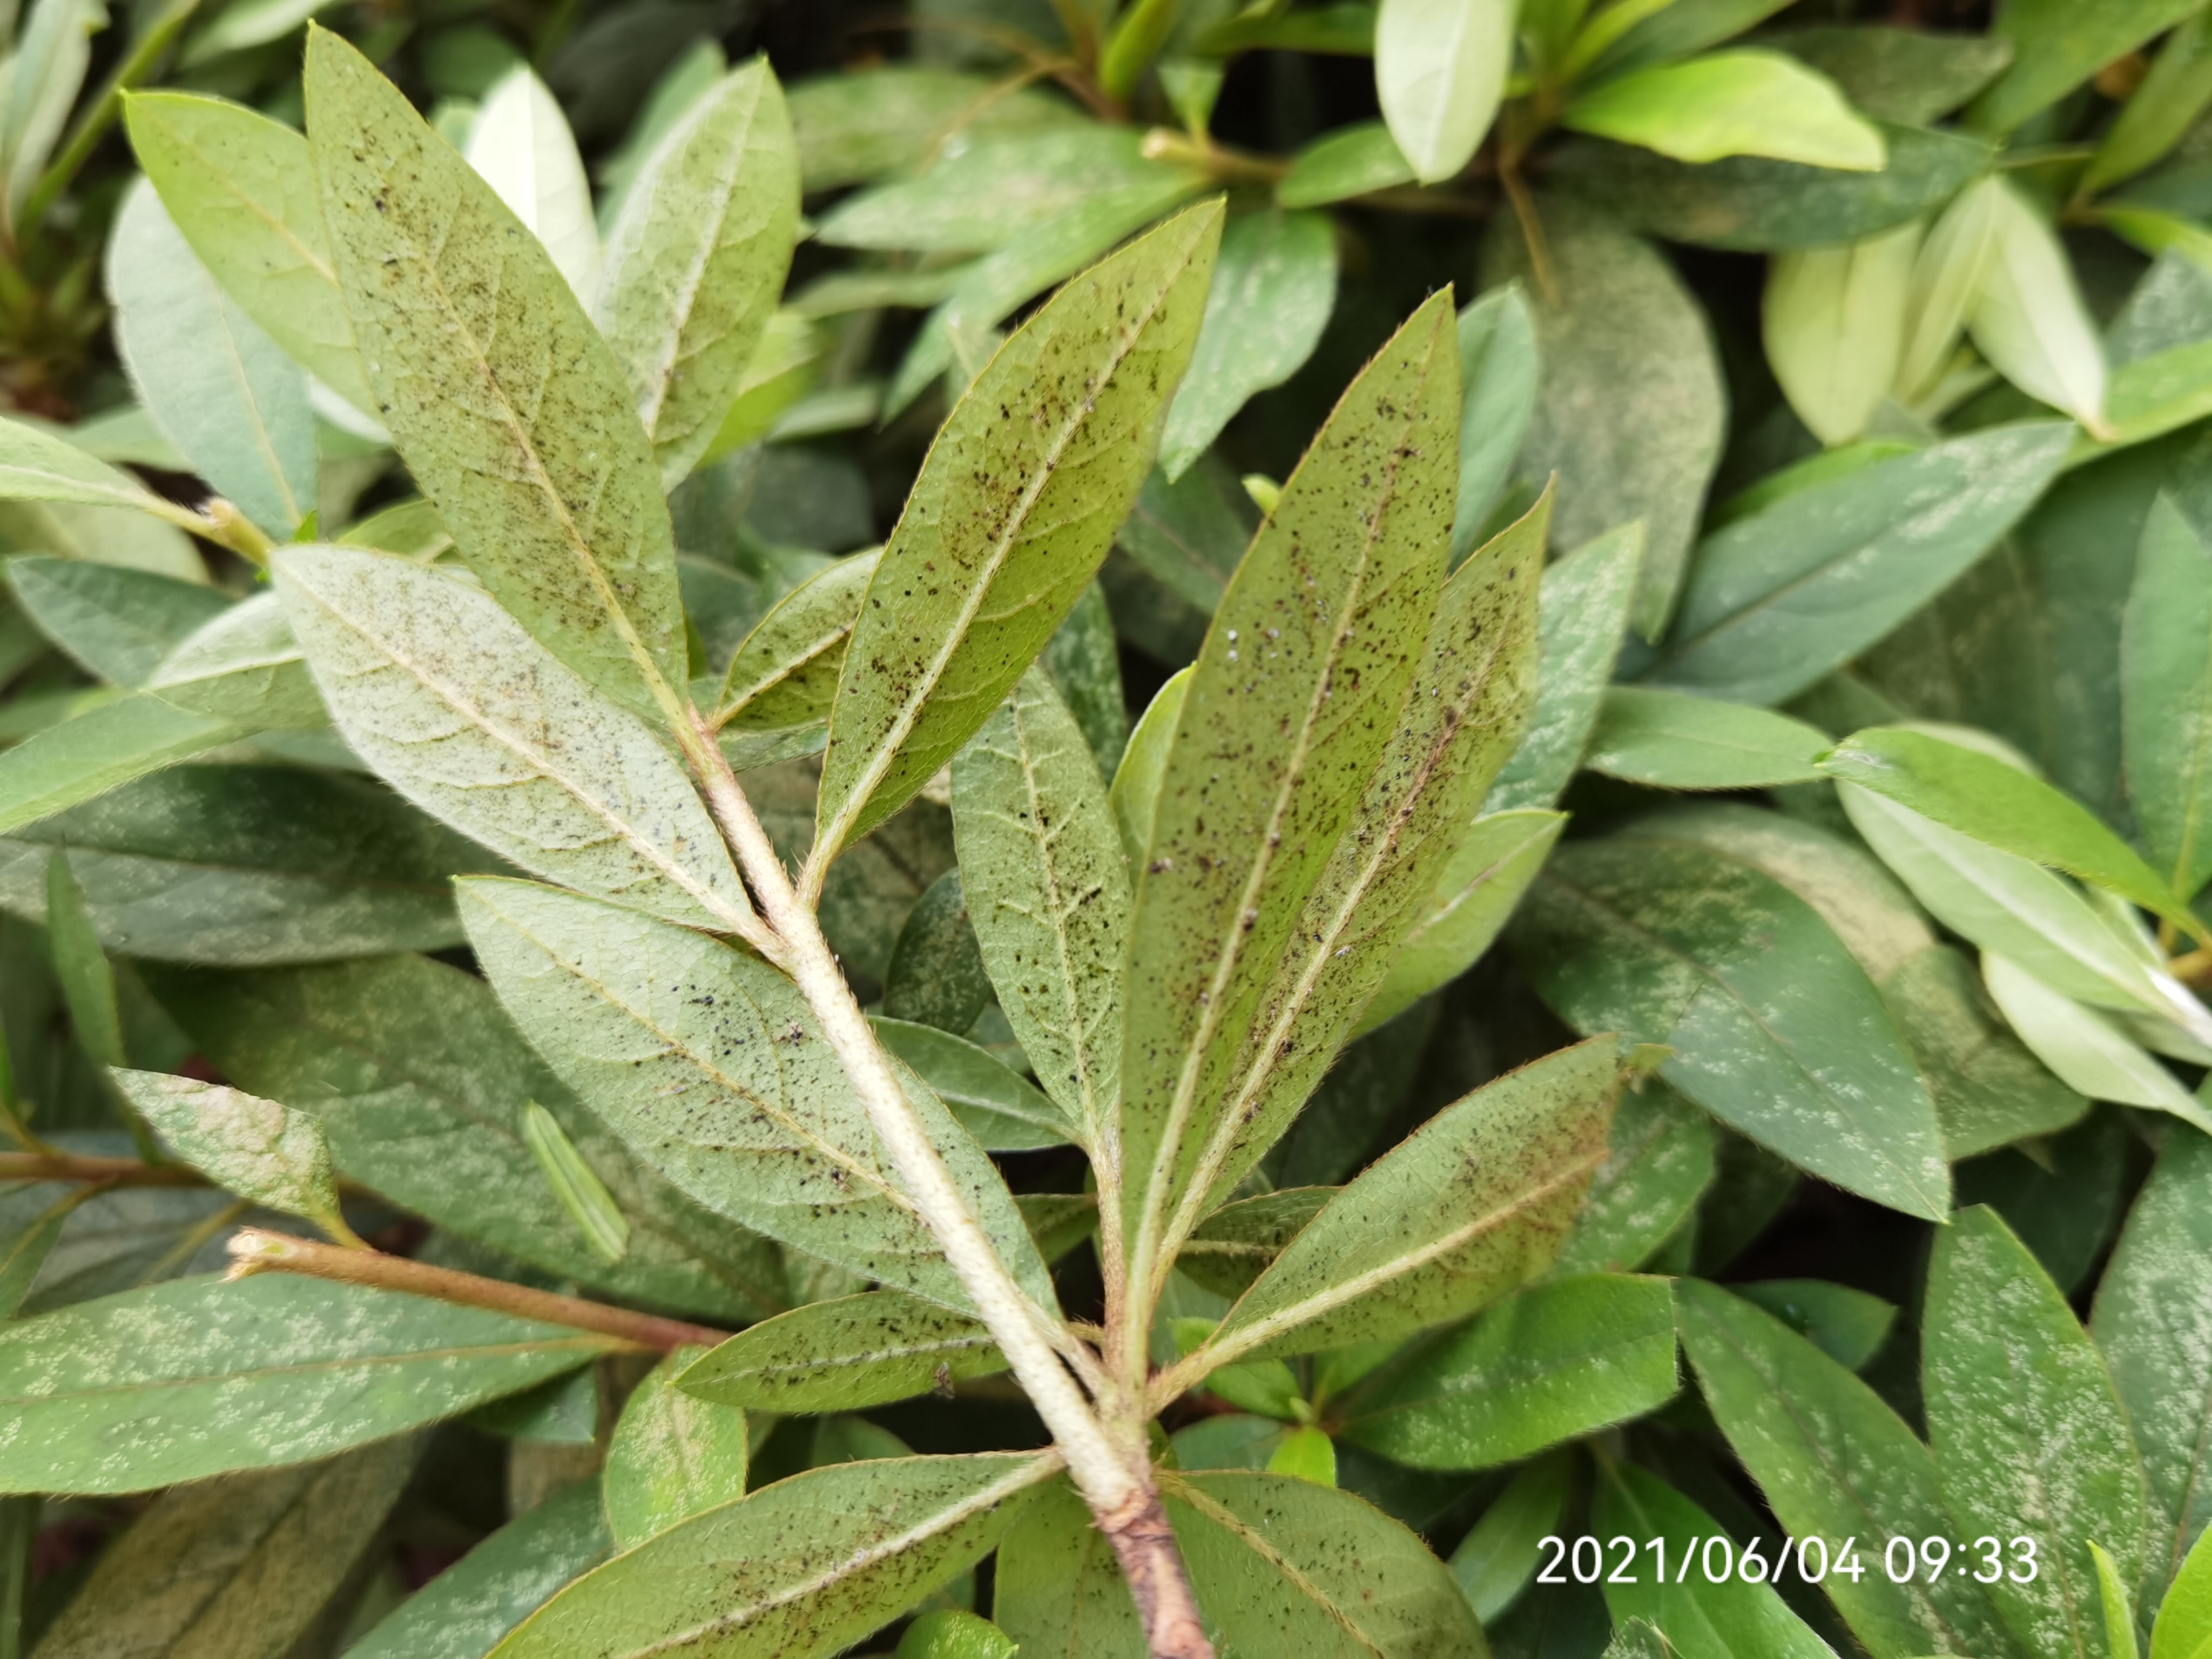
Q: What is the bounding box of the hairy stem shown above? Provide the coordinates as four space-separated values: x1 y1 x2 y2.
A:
225 1228 728 1352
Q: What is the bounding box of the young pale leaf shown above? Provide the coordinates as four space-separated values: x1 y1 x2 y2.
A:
2096 1130 2212 1620
1158 207 1336 479
111 1069 346 1233
716 550 877 729
1513 833 1953 1220
464 66 601 300
123 91 374 414
2124 494 2212 899
595 60 800 485
1584 686 1827 788
1593 1462 1836 1657
1374 0 1513 184
871 1018 1073 1151
1981 955 2212 1131
1451 1452 1570 1623
488 1453 1056 1659
1927 1205 2149 1659
521 1100 631 1262
813 199 1222 862
1548 1077 1716 1278
898 1611 1018 1659
31 1438 419 1659
1453 283 1540 557
2152 1522 2212 1659
305 29 685 723
1764 220 1918 446
1821 725 2203 940
1119 291 1460 1288
1483 196 1723 636
348 1477 612 1659
1970 178 2111 437
678 1289 1001 1414
603 1345 748 1549
275 545 754 935
1263 1426 1337 1484
1677 1278 2028 1658
1565 51 1886 172
0 1273 608 1494
2095 1542 2142 1659
1357 808 1567 1036
1275 121 1417 208
0 0 101 228
6 555 231 688
1337 1274 1680 1469
1893 172 2002 401
1649 422 2075 705
108 179 315 538
459 878 1054 1317
147 592 325 729
1109 663 1191 861
0 412 206 523
1201 1038 1619 1364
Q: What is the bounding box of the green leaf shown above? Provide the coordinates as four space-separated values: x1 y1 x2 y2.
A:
2085 12 2212 196
347 1475 613 1659
2097 1129 2212 1621
1512 832 1952 1220
1591 1461 1836 1658
1485 521 1646 811
463 65 601 301
871 1018 1073 1151
814 200 1220 859
1375 0 1513 183
275 545 755 934
1337 1274 1679 1469
1357 808 1567 1036
678 1288 1001 1413
898 1610 1019 1659
1766 25 2014 125
1981 954 2212 1131
0 686 222 834
1177 1317 1306 1418
1564 51 1885 172
305 28 685 722
122 91 369 416
1117 290 1461 1285
1676 1278 2025 1658
595 60 800 485
0 1272 609 1493
1571 0 1797 78
0 412 203 522
1040 579 1128 774
1453 284 1540 558
1276 120 1415 208
1731 1279 1896 1371
1199 1038 1618 1363
520 1098 631 1262
1158 207 1336 479
785 66 1083 193
1585 687 1828 788
112 1068 346 1232
603 1345 748 1548
1174 1188 1334 1301
1926 1205 2148 1659
1116 456 1253 619
1971 0 2200 135
1764 221 1919 446
487 1453 1056 1659
1548 122 1994 252
1483 195 1725 636
1969 178 2111 436
44 848 123 1069
716 550 876 729
30 1438 420 1659
2097 1541 2144 1659
1110 663 1191 861
2124 494 2212 898
1265 1425 1338 1484
148 593 326 728
151 952 782 1321
881 871 992 1035
7 554 232 688
0 1191 76 1319
108 179 315 537
1648 423 2076 705
458 878 1054 1316
2152 1522 2212 1659
1548 1076 1716 1278
1449 1451 1570 1623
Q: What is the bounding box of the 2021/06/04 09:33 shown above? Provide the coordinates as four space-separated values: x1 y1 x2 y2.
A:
1537 1533 2039 1587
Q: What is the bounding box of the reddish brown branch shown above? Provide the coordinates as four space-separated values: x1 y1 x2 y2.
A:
0 1150 205 1186
1100 1486 1215 1659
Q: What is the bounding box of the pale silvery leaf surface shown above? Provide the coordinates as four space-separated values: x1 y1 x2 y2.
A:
110 1068 346 1232
466 65 602 300
1375 0 1512 184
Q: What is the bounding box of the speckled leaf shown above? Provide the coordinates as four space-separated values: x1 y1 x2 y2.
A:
678 1289 1003 1414
1548 1077 1715 1278
1482 195 1724 637
1512 832 1951 1220
595 60 800 485
348 1476 613 1659
814 200 1221 861
717 551 878 729
1586 687 1827 788
305 29 685 721
1118 291 1460 1296
150 952 786 1321
603 1346 748 1548
2123 494 2212 899
31 1437 420 1659
871 1017 1072 1151
123 90 375 415
2093 1128 2212 1617
1338 1274 1678 1470
1678 1278 2027 1659
149 594 325 728
7 555 231 689
1926 1205 2148 1659
1203 1038 1617 1364
487 1453 1056 1659
111 1069 344 1233
0 1272 609 1494
276 545 754 934
459 878 1054 1316
1174 1189 1334 1301
1483 522 1645 812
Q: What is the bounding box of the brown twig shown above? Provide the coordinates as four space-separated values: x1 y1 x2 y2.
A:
0 1150 204 1186
225 1229 731 1354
